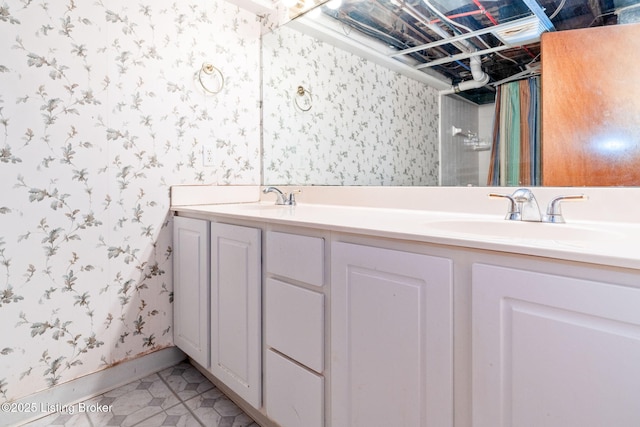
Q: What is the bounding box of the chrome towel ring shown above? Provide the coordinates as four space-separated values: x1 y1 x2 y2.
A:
294 85 312 111
198 62 224 95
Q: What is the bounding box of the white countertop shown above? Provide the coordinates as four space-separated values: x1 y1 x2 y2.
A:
172 198 640 271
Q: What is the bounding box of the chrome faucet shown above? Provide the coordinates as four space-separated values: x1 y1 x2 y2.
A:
262 186 298 206
489 188 587 223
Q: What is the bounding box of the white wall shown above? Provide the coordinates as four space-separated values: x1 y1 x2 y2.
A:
0 0 260 402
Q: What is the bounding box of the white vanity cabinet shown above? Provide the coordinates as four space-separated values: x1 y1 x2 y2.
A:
472 263 640 427
210 222 262 409
264 230 326 427
331 241 454 427
172 216 210 368
172 198 640 427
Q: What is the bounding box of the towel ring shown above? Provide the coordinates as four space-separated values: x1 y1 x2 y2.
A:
294 85 312 111
198 62 224 95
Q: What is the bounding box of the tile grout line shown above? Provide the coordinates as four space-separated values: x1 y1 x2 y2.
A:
85 410 95 427
156 370 210 427
125 373 193 427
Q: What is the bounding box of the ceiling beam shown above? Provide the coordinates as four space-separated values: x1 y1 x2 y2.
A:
520 0 555 31
415 44 511 69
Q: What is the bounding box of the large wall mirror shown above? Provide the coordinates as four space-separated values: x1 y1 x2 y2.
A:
262 0 640 186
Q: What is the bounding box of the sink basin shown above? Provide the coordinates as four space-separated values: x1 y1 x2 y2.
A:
234 204 289 210
229 203 297 216
423 219 623 242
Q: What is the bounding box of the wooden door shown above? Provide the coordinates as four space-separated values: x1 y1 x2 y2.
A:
541 23 640 185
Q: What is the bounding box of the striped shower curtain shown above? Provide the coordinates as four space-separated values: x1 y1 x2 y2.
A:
487 76 541 186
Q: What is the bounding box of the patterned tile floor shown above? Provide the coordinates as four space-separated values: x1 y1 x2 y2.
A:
22 361 259 427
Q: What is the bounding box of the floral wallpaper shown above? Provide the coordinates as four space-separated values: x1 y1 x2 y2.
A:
0 0 260 403
262 25 440 186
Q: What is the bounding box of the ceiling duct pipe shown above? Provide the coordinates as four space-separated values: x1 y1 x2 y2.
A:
439 55 489 95
419 0 490 95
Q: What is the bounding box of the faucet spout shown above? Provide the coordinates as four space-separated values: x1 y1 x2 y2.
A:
263 186 286 205
489 188 542 222
511 188 542 222
262 186 299 206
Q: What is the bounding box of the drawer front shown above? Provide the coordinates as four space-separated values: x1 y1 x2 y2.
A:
265 350 324 427
266 278 324 372
266 231 324 286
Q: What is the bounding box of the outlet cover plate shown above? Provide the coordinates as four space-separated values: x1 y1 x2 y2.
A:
203 143 215 167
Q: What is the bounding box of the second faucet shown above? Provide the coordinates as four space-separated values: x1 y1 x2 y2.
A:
263 186 299 206
489 188 587 223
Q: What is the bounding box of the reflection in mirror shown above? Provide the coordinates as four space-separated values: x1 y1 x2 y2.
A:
262 25 441 185
262 0 640 187
262 21 497 186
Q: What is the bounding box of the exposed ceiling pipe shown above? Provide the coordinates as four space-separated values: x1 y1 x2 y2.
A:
429 9 484 25
439 55 489 95
402 3 473 55
369 0 457 62
420 0 490 95
471 0 499 25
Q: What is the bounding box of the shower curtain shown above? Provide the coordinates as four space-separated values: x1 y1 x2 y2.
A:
487 76 541 186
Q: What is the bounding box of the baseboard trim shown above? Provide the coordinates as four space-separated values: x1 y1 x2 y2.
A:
4 346 186 427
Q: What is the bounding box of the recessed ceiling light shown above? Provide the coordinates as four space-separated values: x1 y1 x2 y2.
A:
491 15 547 45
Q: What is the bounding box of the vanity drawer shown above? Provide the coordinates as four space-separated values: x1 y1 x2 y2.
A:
265 349 324 427
265 278 324 373
266 231 324 286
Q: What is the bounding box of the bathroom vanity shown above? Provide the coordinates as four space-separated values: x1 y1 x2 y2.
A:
171 185 640 427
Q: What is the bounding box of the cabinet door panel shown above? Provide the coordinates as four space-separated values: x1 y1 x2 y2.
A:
210 223 261 408
473 263 640 427
331 242 453 427
172 216 209 368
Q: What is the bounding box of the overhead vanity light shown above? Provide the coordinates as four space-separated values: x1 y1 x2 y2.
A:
325 0 342 10
306 5 322 18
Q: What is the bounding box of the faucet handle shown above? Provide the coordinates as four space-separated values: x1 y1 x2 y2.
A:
488 193 520 220
544 194 588 223
287 189 301 206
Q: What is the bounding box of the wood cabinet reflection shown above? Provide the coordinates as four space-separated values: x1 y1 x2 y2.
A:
542 23 640 186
